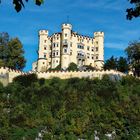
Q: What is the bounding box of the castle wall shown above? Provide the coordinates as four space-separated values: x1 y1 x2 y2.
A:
36 70 125 80
0 67 126 86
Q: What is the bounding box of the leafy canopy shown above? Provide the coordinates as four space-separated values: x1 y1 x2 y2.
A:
0 75 140 139
125 41 140 76
13 0 43 12
127 0 140 20
0 32 26 70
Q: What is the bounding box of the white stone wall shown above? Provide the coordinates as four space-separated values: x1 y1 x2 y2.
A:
0 66 126 86
36 69 125 80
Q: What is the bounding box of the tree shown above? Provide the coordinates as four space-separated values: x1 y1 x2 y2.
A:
126 0 140 20
11 0 43 12
104 56 129 73
125 41 140 77
117 57 129 73
67 62 78 71
104 56 117 70
0 32 26 70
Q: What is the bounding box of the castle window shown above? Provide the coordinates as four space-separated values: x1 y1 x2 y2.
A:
64 48 67 53
77 45 84 49
44 40 47 43
96 41 98 45
56 60 58 63
87 46 90 51
96 56 98 59
44 47 47 50
56 51 59 55
65 33 67 37
44 54 46 58
96 47 98 51
91 54 94 59
70 50 72 55
53 43 55 47
70 42 72 47
87 53 90 59
43 62 45 64
91 47 94 51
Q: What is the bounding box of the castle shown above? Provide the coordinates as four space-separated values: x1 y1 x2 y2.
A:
0 23 127 86
32 23 104 72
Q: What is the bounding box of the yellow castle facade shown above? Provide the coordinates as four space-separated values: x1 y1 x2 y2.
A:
32 23 104 72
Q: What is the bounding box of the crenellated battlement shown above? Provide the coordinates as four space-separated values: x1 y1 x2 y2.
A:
39 30 48 36
94 31 104 37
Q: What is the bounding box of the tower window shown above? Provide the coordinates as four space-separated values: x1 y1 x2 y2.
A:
87 46 90 51
44 40 47 43
44 47 46 50
56 51 59 55
96 47 98 51
87 53 90 59
64 48 67 53
65 33 67 37
44 54 46 58
96 56 98 59
43 62 45 64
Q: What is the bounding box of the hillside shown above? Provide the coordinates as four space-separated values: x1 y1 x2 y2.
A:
0 74 140 139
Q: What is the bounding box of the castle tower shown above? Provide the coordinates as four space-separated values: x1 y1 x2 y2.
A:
94 32 104 69
61 23 72 70
37 30 49 72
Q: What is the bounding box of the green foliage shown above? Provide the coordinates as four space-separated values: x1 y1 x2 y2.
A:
104 56 117 70
0 75 140 139
117 57 129 73
67 62 78 71
127 0 140 20
11 0 44 12
13 73 38 87
0 32 26 70
83 65 95 71
48 64 61 71
125 41 140 77
104 56 129 73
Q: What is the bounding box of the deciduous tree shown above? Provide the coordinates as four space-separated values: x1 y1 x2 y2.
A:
125 41 140 76
0 32 26 70
126 0 140 20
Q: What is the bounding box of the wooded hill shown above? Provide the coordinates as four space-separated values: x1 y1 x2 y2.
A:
0 74 140 139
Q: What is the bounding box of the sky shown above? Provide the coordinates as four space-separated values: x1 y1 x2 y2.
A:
0 0 140 71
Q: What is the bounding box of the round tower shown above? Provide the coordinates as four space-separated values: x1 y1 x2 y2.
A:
37 30 49 72
61 23 72 70
94 31 104 70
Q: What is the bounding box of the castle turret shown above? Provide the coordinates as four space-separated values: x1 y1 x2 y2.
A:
94 32 104 70
61 23 72 70
37 30 49 72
